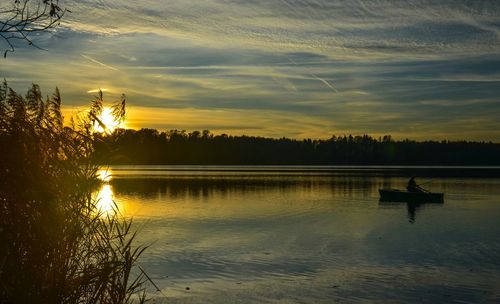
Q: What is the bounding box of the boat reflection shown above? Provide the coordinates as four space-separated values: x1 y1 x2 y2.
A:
406 202 422 224
379 200 443 223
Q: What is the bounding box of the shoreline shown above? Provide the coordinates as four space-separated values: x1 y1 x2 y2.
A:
100 165 500 178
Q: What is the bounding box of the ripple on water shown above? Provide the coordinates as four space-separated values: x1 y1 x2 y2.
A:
111 172 500 303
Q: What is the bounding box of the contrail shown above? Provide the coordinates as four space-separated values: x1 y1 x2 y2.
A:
311 74 338 93
286 56 338 93
82 54 120 71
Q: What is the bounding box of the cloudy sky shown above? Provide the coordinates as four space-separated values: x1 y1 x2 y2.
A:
1 0 500 140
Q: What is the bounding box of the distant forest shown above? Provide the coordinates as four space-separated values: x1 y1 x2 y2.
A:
94 129 500 166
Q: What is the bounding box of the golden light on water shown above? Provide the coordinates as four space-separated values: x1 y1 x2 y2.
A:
96 184 116 215
94 107 122 133
94 168 140 217
95 168 118 216
97 168 112 182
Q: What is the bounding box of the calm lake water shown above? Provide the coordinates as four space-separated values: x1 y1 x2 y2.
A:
98 166 500 303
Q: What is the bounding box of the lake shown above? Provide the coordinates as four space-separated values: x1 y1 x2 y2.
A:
97 166 500 303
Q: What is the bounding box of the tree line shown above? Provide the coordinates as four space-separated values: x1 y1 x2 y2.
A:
95 129 500 166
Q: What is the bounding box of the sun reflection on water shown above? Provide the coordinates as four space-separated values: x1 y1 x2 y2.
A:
96 184 116 215
95 168 120 216
97 168 113 182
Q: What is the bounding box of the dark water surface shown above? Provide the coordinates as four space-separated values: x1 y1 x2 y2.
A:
99 166 500 303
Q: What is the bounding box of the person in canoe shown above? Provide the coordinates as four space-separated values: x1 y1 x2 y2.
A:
407 177 425 193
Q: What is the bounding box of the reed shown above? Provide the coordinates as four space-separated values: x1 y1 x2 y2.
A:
0 81 148 303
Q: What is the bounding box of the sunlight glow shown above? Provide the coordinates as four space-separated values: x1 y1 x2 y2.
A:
94 107 121 133
96 184 116 216
87 88 109 94
97 168 113 182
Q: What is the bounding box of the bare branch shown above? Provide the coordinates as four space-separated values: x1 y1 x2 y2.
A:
0 0 68 57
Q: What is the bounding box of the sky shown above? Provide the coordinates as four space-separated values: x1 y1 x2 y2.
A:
1 0 500 141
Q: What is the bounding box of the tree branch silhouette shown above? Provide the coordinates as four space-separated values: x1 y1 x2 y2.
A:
0 0 68 58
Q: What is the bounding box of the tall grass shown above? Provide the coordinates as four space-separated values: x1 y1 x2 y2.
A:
0 81 148 303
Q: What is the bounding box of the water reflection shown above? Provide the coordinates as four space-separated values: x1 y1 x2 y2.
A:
406 202 420 223
110 175 385 201
97 168 113 182
378 201 442 223
95 168 119 216
101 169 500 303
96 184 116 215
109 175 448 222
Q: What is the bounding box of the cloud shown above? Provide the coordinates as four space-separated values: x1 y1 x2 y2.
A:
81 55 120 71
60 0 500 59
1 1 500 141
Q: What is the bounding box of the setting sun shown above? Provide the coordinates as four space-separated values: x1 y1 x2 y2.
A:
93 107 122 133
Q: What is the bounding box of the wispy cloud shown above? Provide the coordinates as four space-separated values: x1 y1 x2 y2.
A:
87 88 110 94
1 1 500 141
81 54 120 71
61 0 500 59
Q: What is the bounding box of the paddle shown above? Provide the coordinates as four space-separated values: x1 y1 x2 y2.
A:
406 178 431 193
418 186 430 193
418 179 434 186
416 179 434 192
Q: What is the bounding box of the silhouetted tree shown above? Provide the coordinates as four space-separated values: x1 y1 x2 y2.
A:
0 0 68 57
95 129 500 166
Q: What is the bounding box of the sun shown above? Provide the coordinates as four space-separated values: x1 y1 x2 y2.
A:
94 107 122 133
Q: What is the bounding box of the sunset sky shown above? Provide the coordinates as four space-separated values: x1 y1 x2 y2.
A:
1 0 500 140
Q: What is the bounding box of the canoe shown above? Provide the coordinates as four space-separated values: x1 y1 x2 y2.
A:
379 189 444 203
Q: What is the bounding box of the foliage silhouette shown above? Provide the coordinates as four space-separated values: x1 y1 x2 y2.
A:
0 82 148 303
0 0 68 57
94 129 500 166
